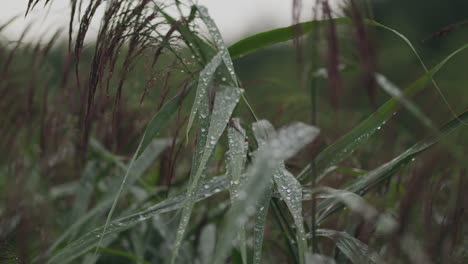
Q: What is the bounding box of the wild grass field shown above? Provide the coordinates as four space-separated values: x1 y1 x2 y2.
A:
1 0 467 263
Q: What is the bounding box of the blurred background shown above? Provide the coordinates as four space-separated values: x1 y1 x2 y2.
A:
1 0 467 263
0 0 340 43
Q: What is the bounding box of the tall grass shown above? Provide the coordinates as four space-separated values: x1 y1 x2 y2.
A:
0 0 467 263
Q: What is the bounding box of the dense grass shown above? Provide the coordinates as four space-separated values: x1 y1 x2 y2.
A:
1 1 467 263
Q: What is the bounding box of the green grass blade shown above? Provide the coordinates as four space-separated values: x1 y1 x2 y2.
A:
171 86 242 264
226 120 248 193
212 122 320 264
252 186 273 264
228 18 352 59
227 17 432 63
273 168 308 264
251 120 276 264
197 5 238 84
252 120 312 264
186 51 224 140
226 120 248 264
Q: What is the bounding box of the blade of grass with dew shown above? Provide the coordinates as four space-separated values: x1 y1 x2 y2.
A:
197 5 237 84
212 122 320 264
316 229 379 264
316 110 468 224
185 51 223 139
253 186 273 264
226 119 248 264
251 120 276 264
46 175 229 264
297 43 468 183
171 85 242 264
273 168 308 264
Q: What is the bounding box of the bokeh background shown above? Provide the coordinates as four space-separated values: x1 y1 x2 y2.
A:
1 0 467 263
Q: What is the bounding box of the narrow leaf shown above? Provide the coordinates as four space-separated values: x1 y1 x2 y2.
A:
171 85 242 264
212 122 320 264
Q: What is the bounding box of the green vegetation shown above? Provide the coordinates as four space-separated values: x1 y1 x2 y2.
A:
1 1 467 263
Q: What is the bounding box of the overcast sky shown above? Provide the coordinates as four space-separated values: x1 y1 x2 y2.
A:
0 0 339 44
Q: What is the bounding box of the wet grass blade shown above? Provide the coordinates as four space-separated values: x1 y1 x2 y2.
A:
197 5 238 84
273 168 307 264
226 120 248 263
252 120 309 264
212 122 319 264
251 120 276 264
185 51 224 139
171 85 242 264
316 110 468 224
